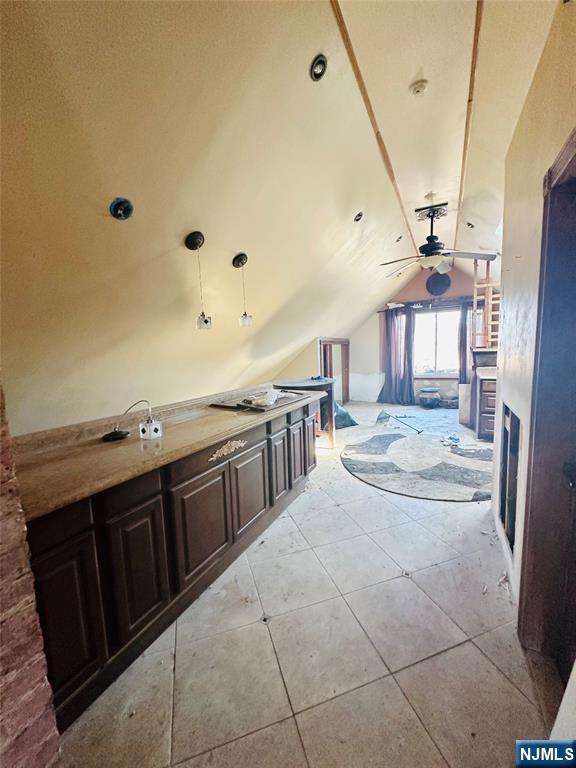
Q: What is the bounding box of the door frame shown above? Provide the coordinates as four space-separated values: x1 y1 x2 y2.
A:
318 337 350 404
517 128 576 683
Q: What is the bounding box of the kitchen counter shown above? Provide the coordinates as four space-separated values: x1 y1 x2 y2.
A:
15 392 322 521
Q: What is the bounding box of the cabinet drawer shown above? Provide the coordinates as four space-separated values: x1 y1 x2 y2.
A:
168 463 233 592
481 393 496 414
165 426 266 486
98 471 161 519
106 495 170 645
27 499 93 557
230 441 270 537
32 531 107 705
482 380 497 393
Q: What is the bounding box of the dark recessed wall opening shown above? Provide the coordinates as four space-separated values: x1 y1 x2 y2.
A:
500 405 520 550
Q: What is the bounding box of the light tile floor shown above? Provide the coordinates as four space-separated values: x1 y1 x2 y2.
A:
61 402 562 768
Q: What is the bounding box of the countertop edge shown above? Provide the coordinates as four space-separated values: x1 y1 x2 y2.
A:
19 392 323 522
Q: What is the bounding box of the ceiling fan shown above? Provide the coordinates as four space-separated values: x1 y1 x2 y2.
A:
381 203 498 278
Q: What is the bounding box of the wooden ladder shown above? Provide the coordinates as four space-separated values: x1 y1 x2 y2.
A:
472 260 500 350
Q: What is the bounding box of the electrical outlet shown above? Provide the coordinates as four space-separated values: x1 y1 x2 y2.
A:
139 419 162 440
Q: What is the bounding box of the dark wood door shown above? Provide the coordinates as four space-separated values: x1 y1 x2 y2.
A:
32 531 107 705
168 463 233 592
289 422 305 487
269 430 289 505
230 440 269 536
106 496 170 645
304 415 317 474
518 130 576 684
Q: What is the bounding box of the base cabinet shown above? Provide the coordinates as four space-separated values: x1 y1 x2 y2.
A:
32 531 107 706
27 403 317 730
168 463 233 593
105 495 170 645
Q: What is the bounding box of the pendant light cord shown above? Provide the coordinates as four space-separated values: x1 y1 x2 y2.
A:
241 266 247 314
197 252 205 313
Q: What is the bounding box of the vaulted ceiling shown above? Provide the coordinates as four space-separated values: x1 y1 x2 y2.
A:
340 0 557 279
0 0 557 432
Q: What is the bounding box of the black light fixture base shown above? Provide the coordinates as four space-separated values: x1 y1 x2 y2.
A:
102 428 130 442
185 231 205 250
232 253 248 268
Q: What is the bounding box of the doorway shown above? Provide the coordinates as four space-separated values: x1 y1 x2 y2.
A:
518 129 576 684
318 337 350 404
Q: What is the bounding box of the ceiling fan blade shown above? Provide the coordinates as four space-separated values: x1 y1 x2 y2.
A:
442 250 498 261
380 256 419 267
386 261 419 279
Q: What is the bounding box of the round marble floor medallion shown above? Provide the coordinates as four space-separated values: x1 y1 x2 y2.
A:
341 433 492 502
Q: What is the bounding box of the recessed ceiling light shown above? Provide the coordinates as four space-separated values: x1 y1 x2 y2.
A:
467 221 475 228
396 235 403 242
354 211 363 222
310 54 327 81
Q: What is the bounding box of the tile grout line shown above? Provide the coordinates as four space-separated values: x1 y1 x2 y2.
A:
245 549 313 768
471 638 547 719
168 625 177 767
391 671 453 768
170 715 297 768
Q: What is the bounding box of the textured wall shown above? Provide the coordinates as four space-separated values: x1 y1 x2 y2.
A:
0 1 413 435
493 0 576 596
0 387 61 768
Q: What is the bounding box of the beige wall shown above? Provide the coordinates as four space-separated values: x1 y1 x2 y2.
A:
0 1 415 435
392 266 473 303
493 0 576 597
349 267 471 401
349 314 381 401
275 340 319 381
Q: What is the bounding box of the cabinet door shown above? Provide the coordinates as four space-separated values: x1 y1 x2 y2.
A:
32 531 107 705
289 422 305 487
304 415 317 474
230 440 270 536
269 431 289 505
168 463 233 592
106 496 170 645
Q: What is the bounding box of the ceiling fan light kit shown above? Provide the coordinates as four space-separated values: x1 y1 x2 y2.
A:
380 202 498 278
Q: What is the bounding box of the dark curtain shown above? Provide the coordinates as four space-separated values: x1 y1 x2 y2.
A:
458 301 472 384
377 307 416 404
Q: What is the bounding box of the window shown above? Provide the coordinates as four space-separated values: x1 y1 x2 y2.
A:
413 309 459 375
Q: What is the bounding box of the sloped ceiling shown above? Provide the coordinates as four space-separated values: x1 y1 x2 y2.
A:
340 0 556 282
0 0 556 433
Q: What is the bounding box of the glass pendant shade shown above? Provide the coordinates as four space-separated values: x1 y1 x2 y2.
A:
239 311 253 327
196 311 212 330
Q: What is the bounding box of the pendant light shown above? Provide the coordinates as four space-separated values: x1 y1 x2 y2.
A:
232 253 253 327
185 231 212 330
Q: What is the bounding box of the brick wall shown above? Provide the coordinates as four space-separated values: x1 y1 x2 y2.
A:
0 387 61 768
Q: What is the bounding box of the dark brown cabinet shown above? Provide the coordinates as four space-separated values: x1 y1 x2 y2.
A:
168 462 233 592
26 401 317 730
304 415 317 474
105 495 170 645
32 530 107 706
289 421 305 487
230 440 269 536
269 430 289 505
476 378 497 441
